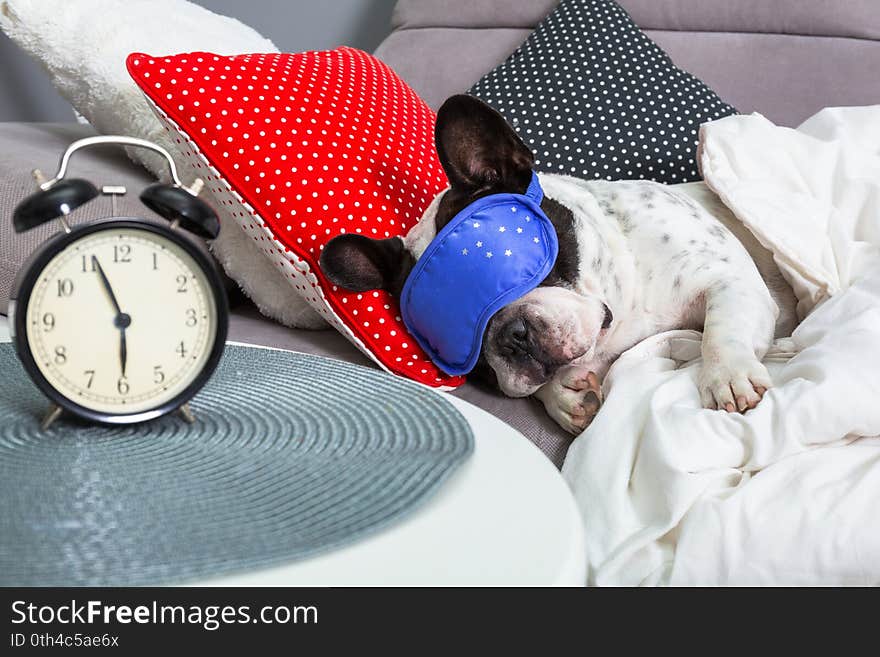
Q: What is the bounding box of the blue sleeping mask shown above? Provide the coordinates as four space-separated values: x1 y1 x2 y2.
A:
400 172 558 376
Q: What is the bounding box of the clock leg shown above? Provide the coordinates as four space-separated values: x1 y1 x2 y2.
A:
40 403 63 431
178 403 196 424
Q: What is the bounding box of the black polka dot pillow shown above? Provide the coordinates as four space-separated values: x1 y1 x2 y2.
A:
469 0 737 183
127 49 463 389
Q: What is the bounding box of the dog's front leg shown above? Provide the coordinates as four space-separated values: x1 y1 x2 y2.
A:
534 364 603 435
698 281 777 412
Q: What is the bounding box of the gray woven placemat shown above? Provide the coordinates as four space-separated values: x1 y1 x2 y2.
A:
0 343 473 586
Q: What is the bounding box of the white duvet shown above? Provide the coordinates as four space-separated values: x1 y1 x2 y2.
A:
562 106 880 586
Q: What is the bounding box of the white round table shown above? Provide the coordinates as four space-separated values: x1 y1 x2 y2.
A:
0 317 586 585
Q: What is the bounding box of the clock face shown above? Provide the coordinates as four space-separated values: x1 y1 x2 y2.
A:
21 225 220 417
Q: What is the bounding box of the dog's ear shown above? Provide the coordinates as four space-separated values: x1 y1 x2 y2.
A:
435 94 534 193
320 234 415 295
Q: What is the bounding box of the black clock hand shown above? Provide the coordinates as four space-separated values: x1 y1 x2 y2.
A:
92 255 131 377
92 255 123 316
119 329 127 377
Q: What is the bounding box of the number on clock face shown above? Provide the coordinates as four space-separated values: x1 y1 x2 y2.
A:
24 227 218 415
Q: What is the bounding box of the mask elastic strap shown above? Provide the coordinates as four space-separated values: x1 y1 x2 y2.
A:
525 171 543 203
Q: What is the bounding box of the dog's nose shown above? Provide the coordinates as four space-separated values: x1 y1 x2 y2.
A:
499 317 530 353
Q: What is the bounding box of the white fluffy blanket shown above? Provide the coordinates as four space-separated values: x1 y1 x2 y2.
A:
562 106 880 585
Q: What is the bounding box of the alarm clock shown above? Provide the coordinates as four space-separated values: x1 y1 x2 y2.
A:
8 135 228 429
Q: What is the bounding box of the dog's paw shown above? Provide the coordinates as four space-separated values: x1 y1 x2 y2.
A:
698 356 772 413
537 365 603 435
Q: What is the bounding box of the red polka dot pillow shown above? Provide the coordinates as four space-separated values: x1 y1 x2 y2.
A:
127 48 463 389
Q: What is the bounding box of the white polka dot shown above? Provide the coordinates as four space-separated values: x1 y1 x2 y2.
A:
131 48 455 387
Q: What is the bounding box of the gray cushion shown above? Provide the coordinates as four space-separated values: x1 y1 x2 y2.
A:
390 0 558 28
390 0 880 39
374 27 531 111
0 122 573 466
377 0 880 127
620 0 880 40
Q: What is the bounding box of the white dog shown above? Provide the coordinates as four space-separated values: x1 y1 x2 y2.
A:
321 95 797 434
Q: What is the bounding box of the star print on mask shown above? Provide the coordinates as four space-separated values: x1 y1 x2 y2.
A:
399 171 559 376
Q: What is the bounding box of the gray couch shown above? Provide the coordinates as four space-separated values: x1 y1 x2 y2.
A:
2 0 878 467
